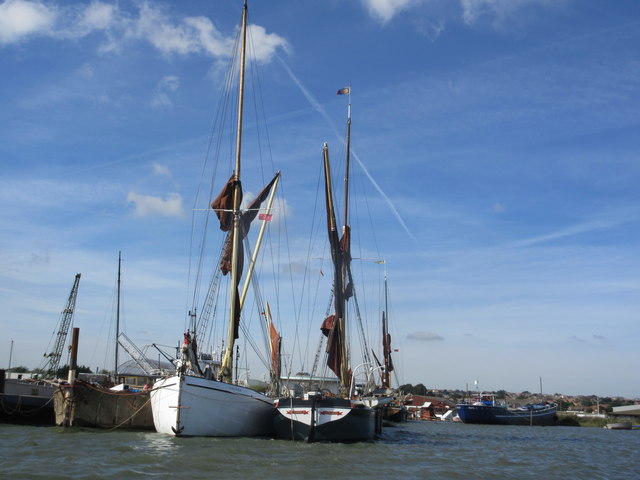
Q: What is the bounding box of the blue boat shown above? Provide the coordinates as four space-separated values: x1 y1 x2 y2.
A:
456 393 557 426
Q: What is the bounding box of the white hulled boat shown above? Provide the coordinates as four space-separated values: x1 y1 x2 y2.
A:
151 0 280 437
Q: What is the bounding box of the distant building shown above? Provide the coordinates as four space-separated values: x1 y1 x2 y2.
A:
611 404 640 418
405 395 456 420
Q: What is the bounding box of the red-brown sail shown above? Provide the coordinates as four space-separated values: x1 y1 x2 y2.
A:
212 172 279 338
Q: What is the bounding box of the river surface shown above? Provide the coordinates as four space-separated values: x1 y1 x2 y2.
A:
1 420 637 479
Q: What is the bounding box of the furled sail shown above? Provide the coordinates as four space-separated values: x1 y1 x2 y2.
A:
321 144 350 385
211 172 279 339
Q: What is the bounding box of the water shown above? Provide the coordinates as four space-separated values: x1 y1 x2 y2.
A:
1 421 637 479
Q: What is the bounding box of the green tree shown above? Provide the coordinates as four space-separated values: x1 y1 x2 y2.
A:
8 365 29 373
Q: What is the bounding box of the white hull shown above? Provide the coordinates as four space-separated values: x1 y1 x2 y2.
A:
150 374 274 437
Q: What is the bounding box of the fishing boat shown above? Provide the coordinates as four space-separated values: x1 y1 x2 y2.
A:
54 253 158 429
456 393 557 426
273 89 382 442
150 0 280 437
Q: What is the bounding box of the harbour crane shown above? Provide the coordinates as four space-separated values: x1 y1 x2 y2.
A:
42 273 81 377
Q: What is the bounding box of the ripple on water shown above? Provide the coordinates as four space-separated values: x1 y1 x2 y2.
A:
1 421 638 479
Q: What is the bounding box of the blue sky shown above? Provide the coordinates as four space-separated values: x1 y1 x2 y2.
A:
1 0 638 398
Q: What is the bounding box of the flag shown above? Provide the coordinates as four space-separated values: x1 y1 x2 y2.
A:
258 213 273 221
336 87 350 95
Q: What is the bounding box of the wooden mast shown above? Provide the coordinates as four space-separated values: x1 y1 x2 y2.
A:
340 92 352 394
382 267 390 389
220 0 248 384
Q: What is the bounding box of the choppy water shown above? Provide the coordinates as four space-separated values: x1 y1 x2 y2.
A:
1 421 637 479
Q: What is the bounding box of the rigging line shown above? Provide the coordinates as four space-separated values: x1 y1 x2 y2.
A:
298 163 326 374
241 231 271 363
237 274 270 372
246 24 300 376
350 289 372 374
187 27 240 331
275 53 416 243
246 20 268 186
245 19 289 374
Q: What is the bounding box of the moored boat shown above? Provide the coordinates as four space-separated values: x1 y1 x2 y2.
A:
54 253 160 430
0 373 56 426
273 89 381 442
152 374 274 436
150 0 280 437
274 394 379 442
54 378 153 429
604 421 632 430
457 393 557 426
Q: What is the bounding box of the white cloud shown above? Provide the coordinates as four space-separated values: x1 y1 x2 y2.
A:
0 1 287 63
127 191 184 217
362 0 419 23
183 15 233 57
79 1 115 31
134 3 202 56
247 24 289 63
0 0 56 44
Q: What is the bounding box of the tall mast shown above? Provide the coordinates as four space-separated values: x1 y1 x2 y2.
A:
342 91 351 233
323 144 349 394
382 266 390 388
340 89 352 393
115 251 121 376
220 0 248 384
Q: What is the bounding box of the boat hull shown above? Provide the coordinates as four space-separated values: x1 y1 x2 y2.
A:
456 402 557 426
0 379 56 425
53 381 153 429
383 404 408 423
150 374 274 437
604 422 632 430
273 396 381 442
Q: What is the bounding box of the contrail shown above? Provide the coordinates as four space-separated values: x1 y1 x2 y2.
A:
276 54 416 243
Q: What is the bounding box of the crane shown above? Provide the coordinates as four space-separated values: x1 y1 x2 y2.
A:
117 332 156 376
42 273 81 377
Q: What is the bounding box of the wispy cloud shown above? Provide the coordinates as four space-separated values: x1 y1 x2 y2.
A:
461 0 562 29
360 0 563 31
152 163 172 178
150 75 180 108
276 53 416 243
407 331 444 341
511 209 640 248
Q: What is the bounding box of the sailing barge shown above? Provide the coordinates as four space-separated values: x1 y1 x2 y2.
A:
273 91 382 442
